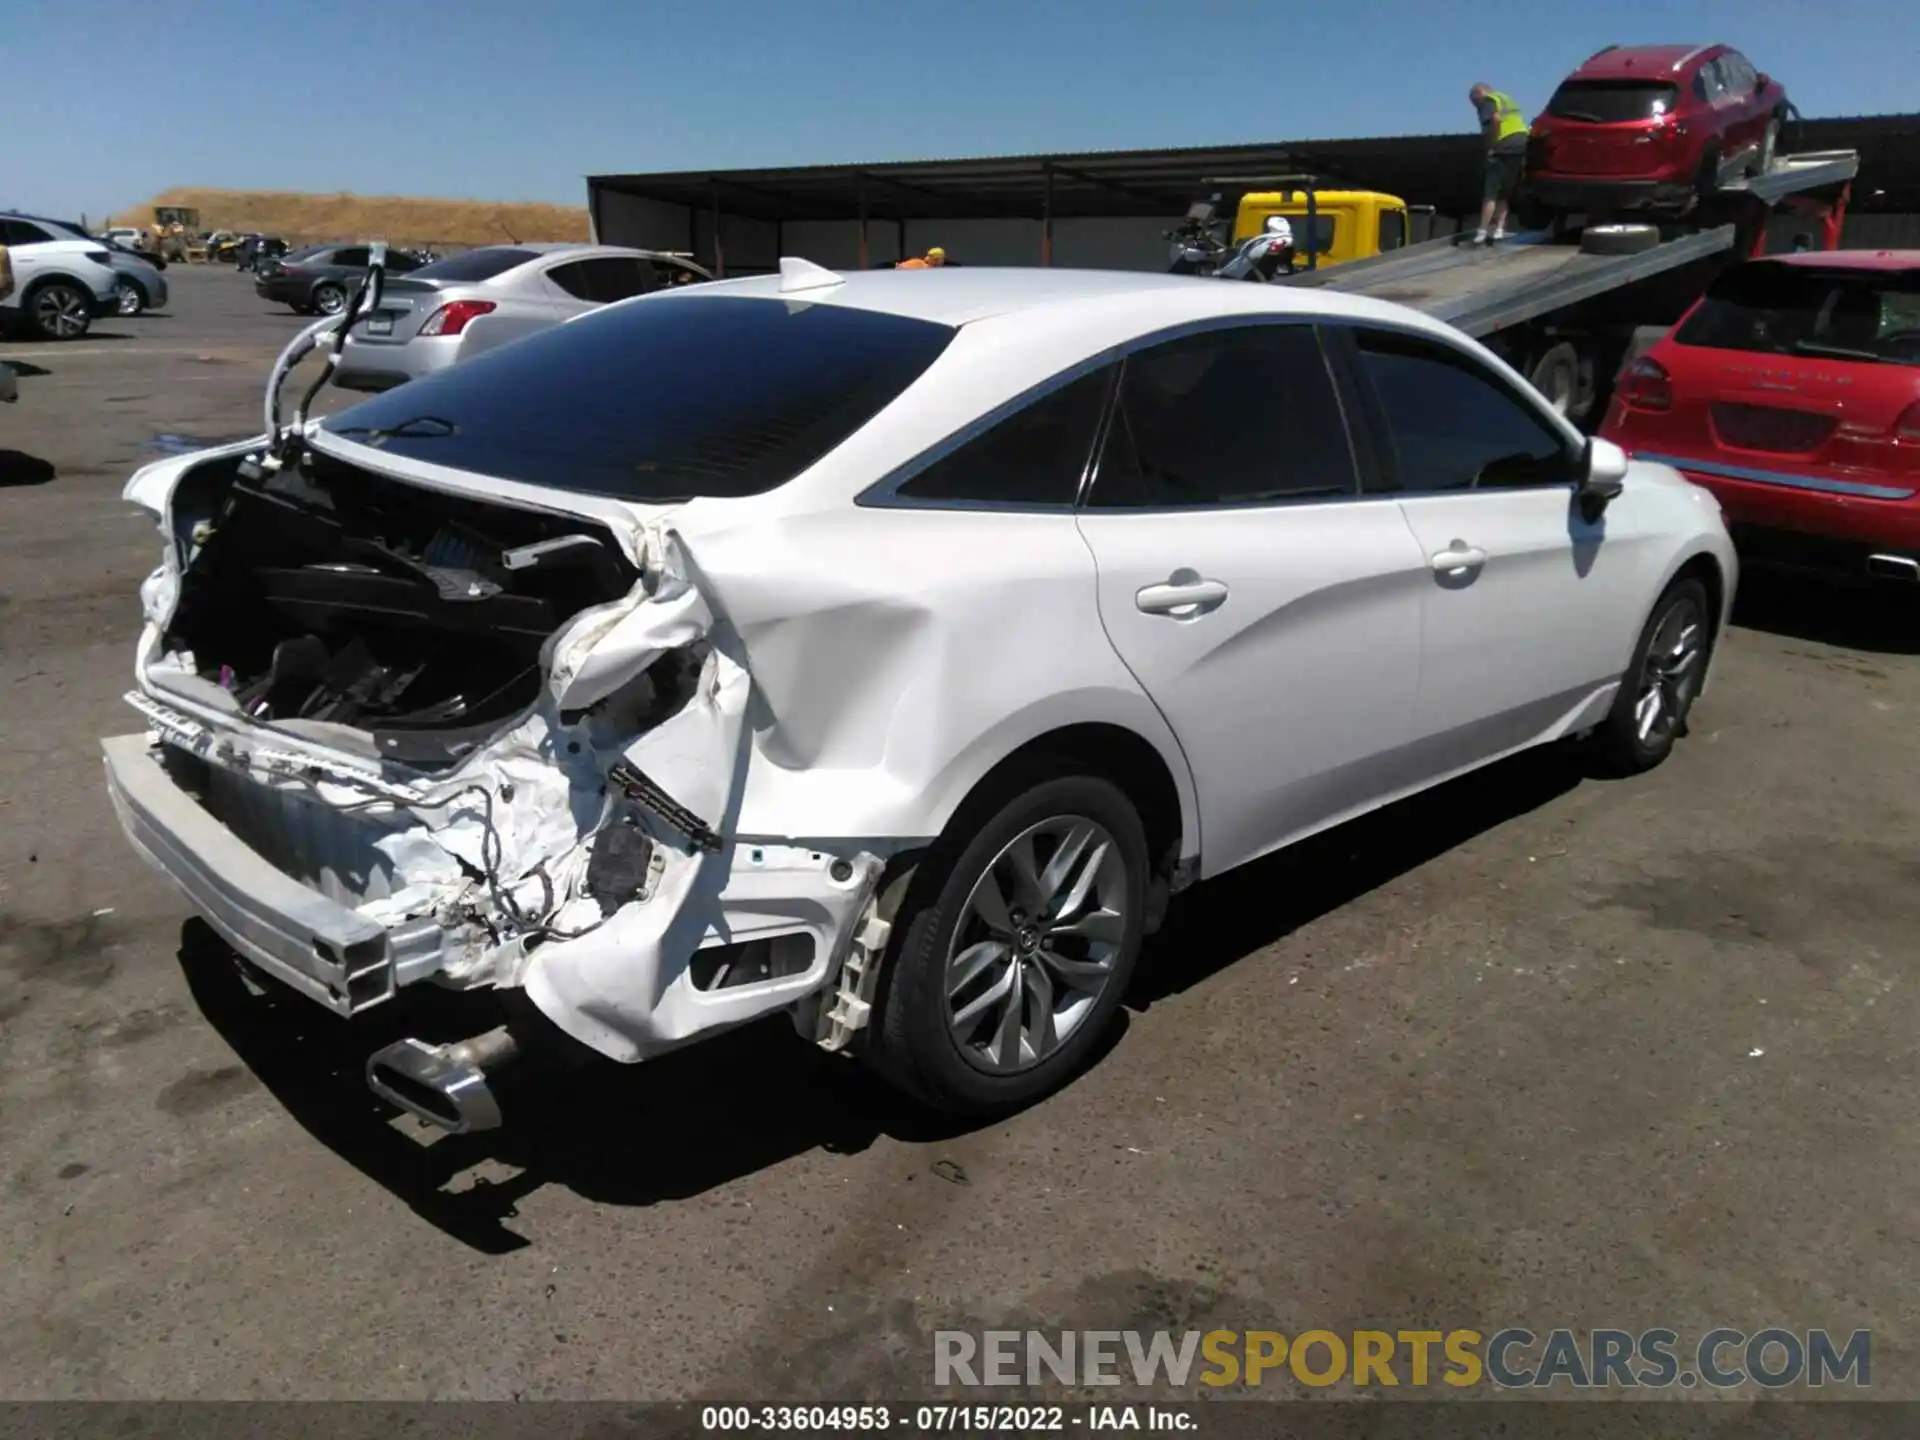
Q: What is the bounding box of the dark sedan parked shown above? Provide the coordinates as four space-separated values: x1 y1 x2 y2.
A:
254 243 427 315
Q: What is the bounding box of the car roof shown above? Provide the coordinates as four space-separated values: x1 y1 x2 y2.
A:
661 264 1432 330
1759 249 1920 272
1570 43 1723 80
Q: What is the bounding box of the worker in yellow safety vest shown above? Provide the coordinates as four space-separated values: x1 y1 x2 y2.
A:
1469 84 1530 245
897 246 947 270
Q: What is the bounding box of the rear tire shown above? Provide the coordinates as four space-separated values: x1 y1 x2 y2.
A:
864 771 1150 1115
1586 578 1714 775
1754 118 1781 177
1528 342 1580 417
311 282 347 316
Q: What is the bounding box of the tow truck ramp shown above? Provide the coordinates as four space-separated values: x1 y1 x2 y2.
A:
1282 150 1860 340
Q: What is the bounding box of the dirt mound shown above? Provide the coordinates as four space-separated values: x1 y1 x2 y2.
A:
112 187 591 248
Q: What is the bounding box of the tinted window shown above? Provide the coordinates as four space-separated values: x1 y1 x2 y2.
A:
1378 210 1406 252
1675 263 1920 365
410 248 540 283
894 365 1112 506
1547 80 1679 122
331 247 370 268
1090 325 1355 509
322 295 956 501
0 219 56 245
1354 329 1570 491
546 257 649 303
285 245 331 264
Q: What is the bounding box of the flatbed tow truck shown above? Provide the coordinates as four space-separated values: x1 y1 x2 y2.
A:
1281 150 1859 425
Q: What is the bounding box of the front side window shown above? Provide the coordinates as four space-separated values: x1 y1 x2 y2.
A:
892 365 1112 507
1352 328 1570 492
1379 210 1406 253
1089 324 1356 509
323 295 957 502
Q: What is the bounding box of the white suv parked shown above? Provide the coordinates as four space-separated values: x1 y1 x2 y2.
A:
0 216 122 340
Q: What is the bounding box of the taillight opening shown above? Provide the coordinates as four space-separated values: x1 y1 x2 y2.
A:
418 300 497 338
1617 355 1673 412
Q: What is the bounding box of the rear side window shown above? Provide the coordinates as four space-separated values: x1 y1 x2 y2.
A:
1352 328 1570 491
1675 263 1920 365
323 295 957 501
547 258 650 302
1547 80 1679 122
409 248 539 283
331 247 370 268
893 365 1112 507
1090 324 1356 509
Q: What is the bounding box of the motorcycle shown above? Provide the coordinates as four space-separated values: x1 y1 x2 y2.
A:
1164 195 1306 283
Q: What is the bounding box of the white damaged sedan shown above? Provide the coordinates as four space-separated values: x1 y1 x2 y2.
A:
105 259 1735 1128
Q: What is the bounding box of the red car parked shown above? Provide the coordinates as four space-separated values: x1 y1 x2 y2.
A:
1527 43 1790 217
1601 252 1920 583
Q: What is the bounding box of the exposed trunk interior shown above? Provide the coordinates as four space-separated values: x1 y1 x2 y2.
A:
159 446 639 769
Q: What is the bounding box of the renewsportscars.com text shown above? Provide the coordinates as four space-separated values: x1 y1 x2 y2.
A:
933 1328 1871 1390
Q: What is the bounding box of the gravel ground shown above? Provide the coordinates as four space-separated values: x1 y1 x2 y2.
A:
2 266 1917 1403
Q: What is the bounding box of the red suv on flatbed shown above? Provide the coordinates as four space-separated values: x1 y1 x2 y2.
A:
1601 251 1920 583
1528 43 1790 216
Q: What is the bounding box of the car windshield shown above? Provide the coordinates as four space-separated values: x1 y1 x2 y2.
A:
1547 80 1679 123
408 248 540 283
1675 263 1920 365
322 295 957 501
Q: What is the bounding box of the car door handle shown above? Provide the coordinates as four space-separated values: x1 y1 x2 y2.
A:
1430 544 1488 574
1135 576 1229 617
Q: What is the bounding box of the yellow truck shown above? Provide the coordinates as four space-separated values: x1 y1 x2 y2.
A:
1229 187 1413 268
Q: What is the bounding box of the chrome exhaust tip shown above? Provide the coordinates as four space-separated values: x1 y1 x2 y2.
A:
366 1025 519 1133
1867 553 1920 582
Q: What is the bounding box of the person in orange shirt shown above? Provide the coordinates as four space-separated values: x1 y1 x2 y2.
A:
897 246 946 270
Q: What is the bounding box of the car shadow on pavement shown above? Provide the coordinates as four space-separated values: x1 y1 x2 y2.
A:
1130 743 1587 1008
1730 571 1920 656
0 451 56 487
176 919 986 1254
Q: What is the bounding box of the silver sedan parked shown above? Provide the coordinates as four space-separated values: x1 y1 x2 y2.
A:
332 243 712 393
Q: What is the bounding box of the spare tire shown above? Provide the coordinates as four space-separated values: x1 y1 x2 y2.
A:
1581 223 1661 256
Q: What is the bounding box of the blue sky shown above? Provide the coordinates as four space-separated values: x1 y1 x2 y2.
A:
14 0 1912 221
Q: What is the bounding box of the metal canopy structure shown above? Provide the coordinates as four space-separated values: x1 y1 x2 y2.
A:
589 114 1920 229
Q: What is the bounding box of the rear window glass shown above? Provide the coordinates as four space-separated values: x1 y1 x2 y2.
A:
409 247 540 283
1546 80 1679 123
1675 263 1920 366
322 295 957 500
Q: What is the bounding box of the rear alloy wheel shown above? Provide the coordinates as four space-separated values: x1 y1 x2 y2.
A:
866 772 1149 1114
28 281 91 341
311 282 347 316
117 280 145 316
1587 578 1713 775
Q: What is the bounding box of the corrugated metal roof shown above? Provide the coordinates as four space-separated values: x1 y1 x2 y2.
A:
589 114 1920 224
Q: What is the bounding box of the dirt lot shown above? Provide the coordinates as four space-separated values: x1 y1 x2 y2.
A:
2 265 1918 1402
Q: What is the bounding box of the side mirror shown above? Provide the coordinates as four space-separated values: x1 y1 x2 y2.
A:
1577 436 1628 521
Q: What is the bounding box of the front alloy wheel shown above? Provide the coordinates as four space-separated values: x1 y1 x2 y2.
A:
30 282 91 340
945 817 1128 1074
1588 577 1713 774
1633 594 1706 747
